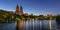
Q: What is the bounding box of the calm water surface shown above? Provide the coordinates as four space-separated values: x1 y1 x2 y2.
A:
0 20 60 30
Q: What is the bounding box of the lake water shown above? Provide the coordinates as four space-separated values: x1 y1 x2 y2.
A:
0 20 60 30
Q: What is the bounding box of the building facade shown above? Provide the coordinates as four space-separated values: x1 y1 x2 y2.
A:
15 5 23 15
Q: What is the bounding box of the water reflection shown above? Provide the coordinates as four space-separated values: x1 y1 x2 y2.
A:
19 20 23 30
18 20 60 30
26 20 28 30
0 23 16 30
49 20 52 30
0 20 60 30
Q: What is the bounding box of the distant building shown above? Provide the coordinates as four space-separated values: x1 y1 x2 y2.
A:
24 13 28 16
47 13 52 16
15 5 23 15
15 4 33 16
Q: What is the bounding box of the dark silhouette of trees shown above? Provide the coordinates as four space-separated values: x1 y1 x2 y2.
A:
56 15 60 26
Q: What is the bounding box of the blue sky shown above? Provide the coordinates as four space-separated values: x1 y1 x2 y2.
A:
0 0 60 15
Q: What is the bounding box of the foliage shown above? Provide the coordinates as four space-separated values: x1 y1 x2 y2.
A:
0 10 57 23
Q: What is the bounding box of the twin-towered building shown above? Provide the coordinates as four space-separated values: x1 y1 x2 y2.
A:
15 4 32 16
15 5 23 15
15 4 53 16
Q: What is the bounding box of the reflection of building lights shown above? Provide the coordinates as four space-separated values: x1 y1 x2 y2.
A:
20 20 23 30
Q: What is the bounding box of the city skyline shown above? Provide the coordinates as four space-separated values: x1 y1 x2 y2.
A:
0 0 60 15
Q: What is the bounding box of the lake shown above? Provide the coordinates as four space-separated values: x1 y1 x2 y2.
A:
0 20 60 30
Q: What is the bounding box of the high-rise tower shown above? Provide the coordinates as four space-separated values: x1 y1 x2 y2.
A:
15 5 23 15
16 4 19 14
19 5 23 15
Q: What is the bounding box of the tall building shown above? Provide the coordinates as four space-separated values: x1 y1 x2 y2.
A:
15 5 19 14
19 5 23 15
15 5 23 15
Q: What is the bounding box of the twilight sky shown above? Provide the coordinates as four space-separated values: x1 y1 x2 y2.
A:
0 0 60 15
